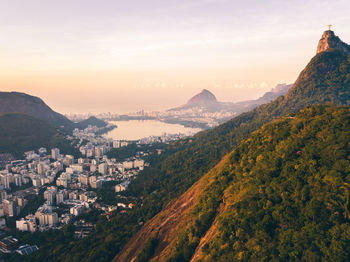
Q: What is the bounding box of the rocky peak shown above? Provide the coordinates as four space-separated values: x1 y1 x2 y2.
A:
316 30 350 54
186 89 217 105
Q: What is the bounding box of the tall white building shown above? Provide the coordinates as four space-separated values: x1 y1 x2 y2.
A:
37 163 44 176
35 206 59 226
98 163 107 175
56 191 65 204
51 148 60 160
44 187 57 205
13 174 22 187
0 173 10 189
3 199 17 217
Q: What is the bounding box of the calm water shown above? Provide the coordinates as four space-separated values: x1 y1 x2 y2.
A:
104 120 203 140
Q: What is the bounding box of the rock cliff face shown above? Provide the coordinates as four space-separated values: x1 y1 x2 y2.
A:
316 30 350 54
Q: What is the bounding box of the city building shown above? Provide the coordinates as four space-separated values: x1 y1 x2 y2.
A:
122 161 133 169
115 184 127 192
3 199 17 217
134 159 144 169
78 175 89 186
16 215 37 232
51 148 60 160
98 163 107 175
35 209 59 226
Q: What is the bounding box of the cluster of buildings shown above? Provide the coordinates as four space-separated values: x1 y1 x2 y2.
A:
0 123 172 234
0 121 193 257
0 233 38 255
139 133 193 144
0 135 147 233
83 108 235 128
72 127 113 158
10 145 146 232
157 107 236 128
0 148 65 221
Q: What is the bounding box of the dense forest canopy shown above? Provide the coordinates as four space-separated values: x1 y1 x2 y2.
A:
170 105 350 261
0 113 79 159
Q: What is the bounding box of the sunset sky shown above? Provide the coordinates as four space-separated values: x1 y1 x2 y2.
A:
1 0 349 114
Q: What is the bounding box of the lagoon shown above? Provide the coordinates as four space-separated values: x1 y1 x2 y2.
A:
104 120 203 140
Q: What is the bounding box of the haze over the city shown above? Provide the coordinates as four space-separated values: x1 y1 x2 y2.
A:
1 0 349 113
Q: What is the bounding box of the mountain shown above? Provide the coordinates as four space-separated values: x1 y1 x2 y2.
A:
185 89 218 107
113 30 350 262
76 116 107 129
250 83 292 104
317 30 350 54
116 105 350 261
13 30 350 262
169 89 230 112
168 84 292 116
0 92 74 130
0 113 79 159
229 83 293 117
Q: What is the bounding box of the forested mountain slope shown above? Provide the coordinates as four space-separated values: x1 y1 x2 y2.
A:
0 113 79 158
114 32 350 262
0 92 74 130
117 105 350 262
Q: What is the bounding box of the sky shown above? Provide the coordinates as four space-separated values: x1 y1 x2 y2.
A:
0 0 350 114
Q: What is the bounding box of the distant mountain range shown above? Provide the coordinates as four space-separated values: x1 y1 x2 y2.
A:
169 84 292 114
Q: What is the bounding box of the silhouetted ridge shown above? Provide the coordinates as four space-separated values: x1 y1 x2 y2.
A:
0 92 74 130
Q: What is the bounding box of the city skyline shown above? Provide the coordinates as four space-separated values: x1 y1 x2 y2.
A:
1 0 349 113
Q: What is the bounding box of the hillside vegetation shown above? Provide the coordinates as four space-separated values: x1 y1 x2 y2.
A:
0 113 79 158
75 116 107 129
119 105 350 261
173 105 350 261
114 49 350 261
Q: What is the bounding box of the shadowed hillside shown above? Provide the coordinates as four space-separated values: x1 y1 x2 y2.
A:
0 113 79 158
0 92 74 130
